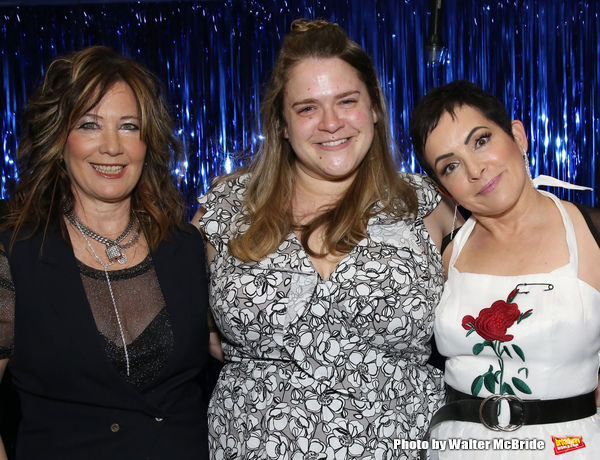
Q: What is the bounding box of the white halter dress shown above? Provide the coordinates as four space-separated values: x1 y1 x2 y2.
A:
431 192 600 459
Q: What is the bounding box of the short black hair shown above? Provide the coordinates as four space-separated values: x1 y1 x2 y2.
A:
409 80 514 184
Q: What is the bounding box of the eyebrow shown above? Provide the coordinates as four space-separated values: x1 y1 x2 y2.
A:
464 125 489 144
291 98 317 109
433 125 490 169
290 90 361 109
80 113 141 120
434 152 455 169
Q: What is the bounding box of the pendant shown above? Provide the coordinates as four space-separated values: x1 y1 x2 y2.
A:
117 253 128 265
106 244 123 261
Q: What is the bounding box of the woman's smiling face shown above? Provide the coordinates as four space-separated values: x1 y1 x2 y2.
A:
64 81 147 210
282 57 378 184
424 105 529 217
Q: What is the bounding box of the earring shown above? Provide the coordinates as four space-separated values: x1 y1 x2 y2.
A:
450 204 458 240
521 147 534 186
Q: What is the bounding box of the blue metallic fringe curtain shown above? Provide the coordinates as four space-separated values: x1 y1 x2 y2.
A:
1 0 598 211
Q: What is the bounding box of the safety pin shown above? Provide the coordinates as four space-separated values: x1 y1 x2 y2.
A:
515 283 554 294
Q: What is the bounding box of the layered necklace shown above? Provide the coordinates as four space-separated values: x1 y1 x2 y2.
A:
66 212 140 264
66 210 141 376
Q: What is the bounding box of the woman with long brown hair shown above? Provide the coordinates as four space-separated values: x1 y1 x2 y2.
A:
0 46 209 459
193 19 455 460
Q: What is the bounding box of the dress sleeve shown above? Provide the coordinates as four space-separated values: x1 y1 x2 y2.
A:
400 172 442 218
196 174 249 253
0 242 15 359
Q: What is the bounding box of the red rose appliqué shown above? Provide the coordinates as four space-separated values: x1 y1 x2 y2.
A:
462 287 534 397
463 299 521 342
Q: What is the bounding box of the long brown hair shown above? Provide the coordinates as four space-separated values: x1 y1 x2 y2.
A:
226 19 417 261
4 46 188 249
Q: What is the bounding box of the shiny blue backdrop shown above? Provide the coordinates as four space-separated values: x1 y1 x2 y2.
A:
1 0 598 211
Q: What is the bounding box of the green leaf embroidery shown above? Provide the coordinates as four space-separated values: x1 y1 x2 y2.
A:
473 343 485 355
518 367 529 378
471 375 484 396
502 346 512 358
484 372 496 393
501 382 515 395
517 311 533 324
512 377 532 394
512 344 526 361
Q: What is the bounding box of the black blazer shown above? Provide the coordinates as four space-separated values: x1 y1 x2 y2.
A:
0 223 209 459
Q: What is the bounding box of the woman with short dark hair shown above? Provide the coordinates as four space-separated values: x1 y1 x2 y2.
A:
411 79 600 459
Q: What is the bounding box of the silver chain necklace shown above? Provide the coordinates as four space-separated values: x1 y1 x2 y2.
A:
65 212 140 264
69 217 132 376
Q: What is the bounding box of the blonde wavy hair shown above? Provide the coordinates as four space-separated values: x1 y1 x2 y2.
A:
4 46 187 249
224 18 418 261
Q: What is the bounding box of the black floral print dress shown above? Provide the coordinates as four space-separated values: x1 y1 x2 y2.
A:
198 172 445 460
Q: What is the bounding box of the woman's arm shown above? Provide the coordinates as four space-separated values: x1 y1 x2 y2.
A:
564 202 600 292
564 202 600 407
207 310 224 362
191 207 224 362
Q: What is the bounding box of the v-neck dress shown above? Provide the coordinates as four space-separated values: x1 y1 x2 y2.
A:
198 172 445 460
431 192 600 459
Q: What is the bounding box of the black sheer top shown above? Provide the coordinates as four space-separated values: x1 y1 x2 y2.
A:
0 248 174 389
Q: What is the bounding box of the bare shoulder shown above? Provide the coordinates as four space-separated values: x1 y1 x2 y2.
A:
561 200 584 222
562 200 600 291
562 200 598 244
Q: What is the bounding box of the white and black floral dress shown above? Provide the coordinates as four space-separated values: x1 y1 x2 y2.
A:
198 172 445 460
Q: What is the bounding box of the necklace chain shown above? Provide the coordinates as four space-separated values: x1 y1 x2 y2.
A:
67 213 132 376
65 211 140 264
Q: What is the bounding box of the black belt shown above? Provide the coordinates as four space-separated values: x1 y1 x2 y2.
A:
437 386 597 430
418 386 596 460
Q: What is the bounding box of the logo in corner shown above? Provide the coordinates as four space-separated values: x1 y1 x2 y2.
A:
551 435 586 455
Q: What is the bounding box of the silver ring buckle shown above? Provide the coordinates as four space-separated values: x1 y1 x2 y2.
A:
479 394 524 431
